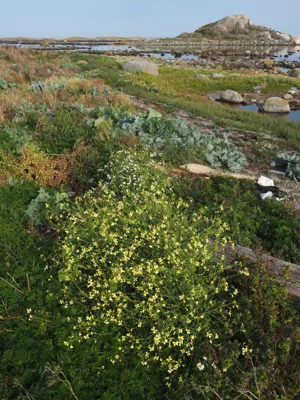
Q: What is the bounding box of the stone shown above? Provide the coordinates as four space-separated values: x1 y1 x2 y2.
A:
283 94 293 100
260 97 290 113
220 89 244 104
179 164 213 175
212 73 224 79
180 14 292 43
207 93 221 101
251 99 257 103
279 33 291 41
195 74 209 80
195 14 252 36
123 60 158 76
292 37 300 45
264 59 273 65
289 69 300 78
264 59 273 69
259 32 272 41
253 85 264 91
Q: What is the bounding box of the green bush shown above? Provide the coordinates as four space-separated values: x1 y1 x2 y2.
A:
175 176 300 263
52 150 231 379
1 153 299 400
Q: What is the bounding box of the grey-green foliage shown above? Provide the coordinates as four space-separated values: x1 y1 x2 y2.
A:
0 127 32 153
60 63 80 71
276 153 300 181
98 107 246 172
25 188 69 225
0 78 17 90
13 101 52 122
31 81 67 92
71 102 94 114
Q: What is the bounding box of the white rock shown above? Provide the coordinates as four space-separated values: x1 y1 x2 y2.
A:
221 89 244 104
195 74 209 80
292 37 300 45
280 33 291 41
260 97 290 113
260 191 273 200
123 60 158 76
258 176 274 187
212 73 224 79
283 94 293 100
179 164 213 175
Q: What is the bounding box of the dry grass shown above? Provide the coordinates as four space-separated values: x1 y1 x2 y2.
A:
0 46 75 84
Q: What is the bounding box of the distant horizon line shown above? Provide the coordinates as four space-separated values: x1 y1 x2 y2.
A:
0 36 165 40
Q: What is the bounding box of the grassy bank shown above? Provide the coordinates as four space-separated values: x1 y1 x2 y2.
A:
67 54 300 149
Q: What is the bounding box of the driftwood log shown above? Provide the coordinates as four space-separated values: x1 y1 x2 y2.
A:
224 244 300 300
149 163 300 298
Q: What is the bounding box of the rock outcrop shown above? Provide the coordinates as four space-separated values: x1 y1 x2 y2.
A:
195 15 252 36
292 37 300 45
123 60 158 76
179 14 292 43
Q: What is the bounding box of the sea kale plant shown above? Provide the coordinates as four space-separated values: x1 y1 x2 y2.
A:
274 152 300 181
96 107 247 171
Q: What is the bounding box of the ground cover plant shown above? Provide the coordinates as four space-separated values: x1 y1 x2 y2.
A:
69 53 300 150
0 47 300 400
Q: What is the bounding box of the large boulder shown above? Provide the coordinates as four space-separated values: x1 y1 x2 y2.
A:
196 14 252 36
289 69 300 78
260 97 290 113
221 90 244 104
292 37 300 45
279 33 291 41
181 14 292 42
123 60 158 76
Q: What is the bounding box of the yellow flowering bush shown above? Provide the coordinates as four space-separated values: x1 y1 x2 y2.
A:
53 150 233 380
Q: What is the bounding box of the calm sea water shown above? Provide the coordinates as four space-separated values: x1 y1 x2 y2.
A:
241 105 300 122
2 42 300 61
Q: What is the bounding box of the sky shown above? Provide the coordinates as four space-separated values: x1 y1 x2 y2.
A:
1 0 299 38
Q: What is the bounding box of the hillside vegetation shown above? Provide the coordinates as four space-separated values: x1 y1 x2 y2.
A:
0 47 300 400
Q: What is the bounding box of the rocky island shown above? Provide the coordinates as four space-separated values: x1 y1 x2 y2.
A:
136 14 300 53
180 14 292 43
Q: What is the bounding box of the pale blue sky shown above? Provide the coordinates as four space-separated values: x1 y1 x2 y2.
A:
1 0 299 38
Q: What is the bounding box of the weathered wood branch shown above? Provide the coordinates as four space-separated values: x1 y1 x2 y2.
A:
224 243 300 299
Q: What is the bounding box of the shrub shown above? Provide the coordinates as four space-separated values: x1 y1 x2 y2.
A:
51 150 231 387
174 176 300 264
0 146 73 188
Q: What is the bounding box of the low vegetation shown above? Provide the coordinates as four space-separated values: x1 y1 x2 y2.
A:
0 47 300 400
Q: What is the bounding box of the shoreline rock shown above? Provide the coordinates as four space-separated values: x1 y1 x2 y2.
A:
260 97 290 113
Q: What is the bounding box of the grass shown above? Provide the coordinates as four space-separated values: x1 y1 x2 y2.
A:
68 53 300 150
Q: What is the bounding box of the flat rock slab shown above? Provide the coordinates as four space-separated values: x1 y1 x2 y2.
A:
123 60 158 76
179 163 213 175
179 163 255 180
